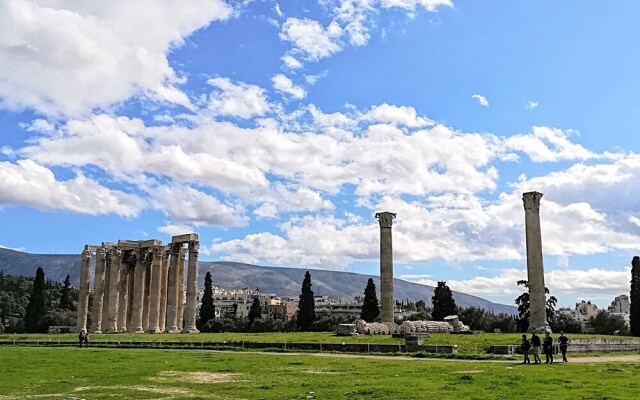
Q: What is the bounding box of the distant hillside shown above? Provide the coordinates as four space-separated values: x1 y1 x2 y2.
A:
0 248 516 315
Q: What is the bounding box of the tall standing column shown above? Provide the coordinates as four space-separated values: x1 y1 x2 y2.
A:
129 250 146 333
142 250 152 331
523 191 550 333
158 247 170 332
147 246 164 333
90 248 107 333
76 248 92 333
165 243 181 333
176 248 186 330
100 250 112 331
126 259 136 329
182 240 200 333
376 211 396 323
117 255 130 332
105 248 122 333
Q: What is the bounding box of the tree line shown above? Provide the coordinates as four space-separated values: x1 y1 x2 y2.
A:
0 268 77 333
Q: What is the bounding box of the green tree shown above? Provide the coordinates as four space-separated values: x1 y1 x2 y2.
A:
631 256 640 336
360 278 380 322
431 281 457 321
514 280 557 332
24 267 47 333
248 297 262 327
198 271 215 331
590 310 629 335
59 274 73 310
297 271 316 331
550 313 582 334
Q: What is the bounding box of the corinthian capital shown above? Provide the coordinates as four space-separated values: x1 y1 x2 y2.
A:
189 240 200 254
375 211 397 228
523 191 543 211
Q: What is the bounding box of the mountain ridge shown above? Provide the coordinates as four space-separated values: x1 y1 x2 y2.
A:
0 248 516 315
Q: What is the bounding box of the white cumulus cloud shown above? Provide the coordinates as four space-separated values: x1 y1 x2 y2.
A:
272 74 307 99
0 0 231 117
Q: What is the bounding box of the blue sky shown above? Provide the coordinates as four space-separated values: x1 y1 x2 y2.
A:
1 0 640 309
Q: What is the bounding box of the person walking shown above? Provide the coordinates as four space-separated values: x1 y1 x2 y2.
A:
520 334 531 364
558 331 569 362
84 332 90 348
531 331 542 364
543 331 554 364
78 330 85 348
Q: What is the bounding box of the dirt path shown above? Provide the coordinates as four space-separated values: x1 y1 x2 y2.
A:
210 349 640 364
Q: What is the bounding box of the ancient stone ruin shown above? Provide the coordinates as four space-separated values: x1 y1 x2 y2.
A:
376 211 396 324
76 233 200 334
523 191 550 333
354 316 469 336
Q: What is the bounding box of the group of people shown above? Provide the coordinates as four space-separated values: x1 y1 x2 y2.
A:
520 331 569 364
78 330 90 348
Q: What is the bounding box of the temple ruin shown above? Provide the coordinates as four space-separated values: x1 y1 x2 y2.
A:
76 233 200 334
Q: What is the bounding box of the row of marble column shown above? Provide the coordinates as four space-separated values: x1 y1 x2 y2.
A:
76 241 200 333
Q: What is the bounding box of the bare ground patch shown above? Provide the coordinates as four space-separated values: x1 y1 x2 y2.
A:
74 384 193 396
151 370 245 384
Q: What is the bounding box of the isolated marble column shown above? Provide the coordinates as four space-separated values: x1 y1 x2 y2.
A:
129 250 146 333
147 246 164 333
176 248 186 330
523 191 550 333
182 241 200 333
76 249 92 333
376 211 396 323
105 248 122 333
117 255 130 332
90 248 107 333
165 244 181 333
158 248 170 332
142 251 152 331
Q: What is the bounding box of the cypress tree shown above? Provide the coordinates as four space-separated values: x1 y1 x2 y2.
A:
631 256 640 336
59 274 73 310
431 281 458 321
360 278 380 322
25 267 47 333
248 297 262 326
198 271 215 330
297 271 316 331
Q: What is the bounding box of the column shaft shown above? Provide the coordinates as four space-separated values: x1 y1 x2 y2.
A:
523 191 549 333
129 251 146 333
105 248 121 332
182 241 200 333
165 244 180 333
176 248 186 330
90 248 107 333
126 261 135 329
147 247 163 333
142 255 152 331
100 252 111 331
117 258 130 332
158 248 170 332
76 249 91 333
376 212 396 323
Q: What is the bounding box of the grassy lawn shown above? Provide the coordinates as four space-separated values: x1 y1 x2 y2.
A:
1 332 635 357
1 347 639 399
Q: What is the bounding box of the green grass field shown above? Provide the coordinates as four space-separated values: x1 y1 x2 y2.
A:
1 346 638 399
0 332 634 357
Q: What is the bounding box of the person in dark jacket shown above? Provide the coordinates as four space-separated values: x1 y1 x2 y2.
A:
520 334 531 364
558 331 569 362
531 332 542 364
543 331 554 364
78 330 85 348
